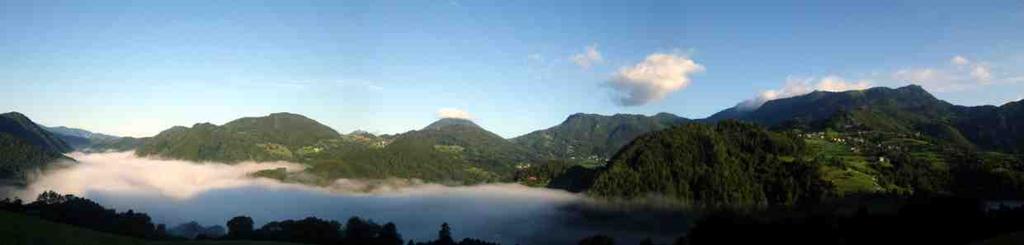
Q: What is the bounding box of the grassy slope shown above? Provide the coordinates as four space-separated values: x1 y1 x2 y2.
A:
0 210 297 245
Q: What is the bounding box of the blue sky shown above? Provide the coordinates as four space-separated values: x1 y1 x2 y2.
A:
1 0 1022 137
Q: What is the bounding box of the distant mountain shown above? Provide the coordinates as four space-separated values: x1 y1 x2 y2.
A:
303 118 536 183
45 126 118 141
135 112 342 162
513 113 690 161
167 221 225 239
705 85 946 127
423 118 480 130
85 136 146 153
0 112 73 186
704 85 1024 153
44 126 121 150
396 117 535 172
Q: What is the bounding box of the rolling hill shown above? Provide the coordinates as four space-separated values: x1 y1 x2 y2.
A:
513 113 689 162
304 118 536 183
135 113 341 163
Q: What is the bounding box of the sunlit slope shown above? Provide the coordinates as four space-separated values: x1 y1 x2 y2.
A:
135 112 341 163
706 85 1024 153
513 113 689 162
304 118 537 183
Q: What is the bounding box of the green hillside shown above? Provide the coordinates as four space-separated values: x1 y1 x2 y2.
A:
135 113 341 163
303 118 535 184
568 85 1024 206
587 121 828 208
0 134 70 186
0 112 72 153
0 112 73 186
704 85 1024 154
513 112 689 162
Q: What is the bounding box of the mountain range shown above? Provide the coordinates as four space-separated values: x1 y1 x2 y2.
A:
706 85 1024 153
2 84 1024 195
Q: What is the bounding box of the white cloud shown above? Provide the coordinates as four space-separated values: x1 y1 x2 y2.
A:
739 75 871 110
951 55 970 66
608 53 704 106
971 65 993 83
570 44 603 69
436 108 472 120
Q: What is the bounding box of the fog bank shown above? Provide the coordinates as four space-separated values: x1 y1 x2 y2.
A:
10 152 688 244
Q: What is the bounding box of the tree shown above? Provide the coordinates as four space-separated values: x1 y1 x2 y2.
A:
226 216 254 239
437 223 455 245
379 222 403 245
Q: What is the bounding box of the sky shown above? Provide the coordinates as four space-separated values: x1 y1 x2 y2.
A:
1 0 1023 138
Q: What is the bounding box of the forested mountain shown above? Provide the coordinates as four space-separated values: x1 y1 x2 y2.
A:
130 114 531 183
0 112 73 186
552 85 1024 206
513 113 689 161
586 121 829 208
304 118 535 183
135 112 341 162
705 85 1024 153
954 100 1024 154
45 126 118 142
0 112 72 154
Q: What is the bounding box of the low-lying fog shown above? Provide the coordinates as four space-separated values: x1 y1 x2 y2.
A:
12 152 690 244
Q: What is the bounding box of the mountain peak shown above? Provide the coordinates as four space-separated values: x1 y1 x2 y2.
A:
424 118 480 130
896 84 926 92
1 111 31 123
266 112 309 119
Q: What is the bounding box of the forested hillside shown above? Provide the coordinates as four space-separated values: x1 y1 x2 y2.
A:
587 121 829 208
303 118 534 184
0 112 73 186
513 113 689 162
706 85 1024 154
135 113 341 162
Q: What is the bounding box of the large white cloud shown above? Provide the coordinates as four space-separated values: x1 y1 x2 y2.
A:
608 53 704 106
436 108 472 120
570 44 603 69
739 75 871 110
